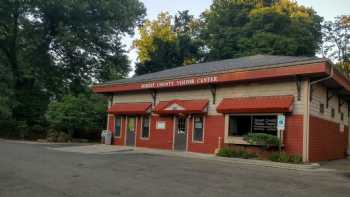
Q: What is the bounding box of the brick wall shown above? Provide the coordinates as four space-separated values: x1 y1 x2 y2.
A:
309 115 349 161
187 115 225 154
284 115 303 156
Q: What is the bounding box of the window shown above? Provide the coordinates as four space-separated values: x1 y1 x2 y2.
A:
341 112 344 121
141 116 150 139
331 108 335 118
320 103 324 114
228 115 277 137
193 116 204 142
114 116 121 137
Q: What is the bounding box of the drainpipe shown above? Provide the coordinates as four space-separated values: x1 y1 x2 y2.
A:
310 65 334 86
301 64 334 162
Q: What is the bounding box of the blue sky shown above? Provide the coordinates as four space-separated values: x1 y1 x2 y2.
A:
124 0 350 76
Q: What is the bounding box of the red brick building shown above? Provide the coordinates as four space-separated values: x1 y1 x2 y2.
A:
92 55 350 162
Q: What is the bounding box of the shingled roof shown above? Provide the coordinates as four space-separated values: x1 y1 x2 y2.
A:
101 55 327 85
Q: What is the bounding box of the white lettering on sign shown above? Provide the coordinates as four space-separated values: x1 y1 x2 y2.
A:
140 76 218 89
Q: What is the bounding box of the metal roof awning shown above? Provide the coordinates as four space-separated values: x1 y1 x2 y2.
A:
154 99 209 115
216 95 294 114
107 103 152 115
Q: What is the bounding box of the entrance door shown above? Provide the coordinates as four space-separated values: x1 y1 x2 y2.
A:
174 117 187 151
126 117 136 146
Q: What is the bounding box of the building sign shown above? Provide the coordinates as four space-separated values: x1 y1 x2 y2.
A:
140 76 218 89
277 114 286 131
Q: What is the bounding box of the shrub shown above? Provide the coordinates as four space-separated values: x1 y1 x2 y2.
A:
269 152 289 163
243 133 280 148
46 129 72 142
217 148 257 159
46 94 106 141
289 155 303 164
268 152 303 164
217 148 236 157
279 152 290 163
57 132 72 142
240 151 257 159
269 152 281 162
46 129 59 142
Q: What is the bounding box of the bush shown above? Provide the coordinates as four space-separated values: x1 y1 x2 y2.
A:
268 152 303 164
217 148 236 157
243 133 280 148
217 148 257 159
57 132 72 142
46 94 106 141
46 129 72 142
289 155 303 164
279 152 290 163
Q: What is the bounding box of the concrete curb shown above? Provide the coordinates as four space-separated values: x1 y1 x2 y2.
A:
131 147 321 171
209 156 320 171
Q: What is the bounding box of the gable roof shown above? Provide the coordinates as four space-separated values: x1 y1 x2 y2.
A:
101 55 327 85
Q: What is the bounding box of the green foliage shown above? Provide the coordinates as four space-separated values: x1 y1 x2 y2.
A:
322 15 350 64
0 0 145 138
217 148 257 159
46 128 72 143
200 0 322 60
0 120 46 140
289 155 303 164
46 93 107 139
243 133 280 148
134 11 202 75
269 152 303 163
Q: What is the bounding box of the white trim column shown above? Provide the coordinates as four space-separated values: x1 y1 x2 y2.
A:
302 80 310 162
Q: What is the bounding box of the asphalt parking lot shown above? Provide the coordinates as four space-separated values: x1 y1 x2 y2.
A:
0 140 349 197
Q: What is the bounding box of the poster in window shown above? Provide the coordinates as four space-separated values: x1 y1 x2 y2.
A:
252 116 277 133
195 122 202 129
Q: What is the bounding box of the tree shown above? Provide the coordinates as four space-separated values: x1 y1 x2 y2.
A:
322 15 350 72
133 11 202 75
200 0 323 60
0 0 145 134
46 93 107 138
174 10 203 65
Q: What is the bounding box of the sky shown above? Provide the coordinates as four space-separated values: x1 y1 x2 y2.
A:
123 0 350 76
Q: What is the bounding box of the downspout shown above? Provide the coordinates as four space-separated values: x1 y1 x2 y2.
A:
106 94 114 131
302 64 334 162
310 64 334 86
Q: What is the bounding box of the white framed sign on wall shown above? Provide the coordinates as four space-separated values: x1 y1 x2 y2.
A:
156 121 166 130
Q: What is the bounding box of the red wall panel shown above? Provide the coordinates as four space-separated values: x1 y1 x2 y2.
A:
284 115 304 156
187 115 225 154
136 115 174 150
309 116 348 161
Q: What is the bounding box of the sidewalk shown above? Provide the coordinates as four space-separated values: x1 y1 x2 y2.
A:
319 159 350 172
134 147 323 171
50 144 324 171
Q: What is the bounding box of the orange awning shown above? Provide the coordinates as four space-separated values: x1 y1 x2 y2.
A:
107 102 152 115
154 99 209 115
217 95 294 113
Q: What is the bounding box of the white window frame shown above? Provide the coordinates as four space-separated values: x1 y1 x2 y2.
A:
140 116 151 140
192 115 205 143
114 115 122 138
226 113 279 141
